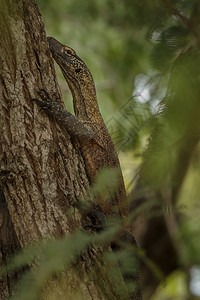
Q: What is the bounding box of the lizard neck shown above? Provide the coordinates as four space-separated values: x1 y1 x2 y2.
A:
63 72 103 124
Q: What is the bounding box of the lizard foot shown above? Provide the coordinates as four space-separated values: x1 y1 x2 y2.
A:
84 206 106 232
32 90 63 114
37 89 60 103
78 201 106 233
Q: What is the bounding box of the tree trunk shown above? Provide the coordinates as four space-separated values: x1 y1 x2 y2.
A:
0 1 128 299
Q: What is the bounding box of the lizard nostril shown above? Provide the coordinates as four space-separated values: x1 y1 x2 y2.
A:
75 68 81 73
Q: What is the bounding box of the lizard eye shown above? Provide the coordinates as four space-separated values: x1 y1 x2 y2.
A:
63 46 76 56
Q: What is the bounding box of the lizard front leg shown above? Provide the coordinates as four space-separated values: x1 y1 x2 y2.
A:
32 90 95 142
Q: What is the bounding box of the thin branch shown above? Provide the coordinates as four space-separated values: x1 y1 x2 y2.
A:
172 8 200 45
190 1 200 25
162 0 200 46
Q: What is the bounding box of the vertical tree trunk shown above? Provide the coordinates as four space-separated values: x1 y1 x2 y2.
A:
0 0 128 299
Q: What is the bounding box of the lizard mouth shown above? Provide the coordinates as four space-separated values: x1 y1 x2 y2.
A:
47 36 75 76
47 36 61 52
47 36 67 61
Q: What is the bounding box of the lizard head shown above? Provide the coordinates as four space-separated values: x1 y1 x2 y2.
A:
47 37 94 90
47 37 99 120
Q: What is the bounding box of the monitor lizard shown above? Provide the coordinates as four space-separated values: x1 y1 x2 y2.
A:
32 37 142 299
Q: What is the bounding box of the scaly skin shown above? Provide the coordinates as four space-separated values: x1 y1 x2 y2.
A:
35 37 128 219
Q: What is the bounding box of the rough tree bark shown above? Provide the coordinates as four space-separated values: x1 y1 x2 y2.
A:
0 0 128 299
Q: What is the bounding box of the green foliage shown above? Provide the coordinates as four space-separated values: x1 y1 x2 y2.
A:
1 232 91 300
92 167 121 200
181 218 200 266
1 225 141 299
151 271 189 300
151 26 191 71
3 234 73 298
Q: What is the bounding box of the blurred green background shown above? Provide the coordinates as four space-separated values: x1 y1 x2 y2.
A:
34 1 200 299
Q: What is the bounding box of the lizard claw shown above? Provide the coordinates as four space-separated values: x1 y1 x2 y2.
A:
37 89 60 102
32 97 52 109
32 97 45 106
37 89 51 101
32 89 53 107
32 89 63 117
